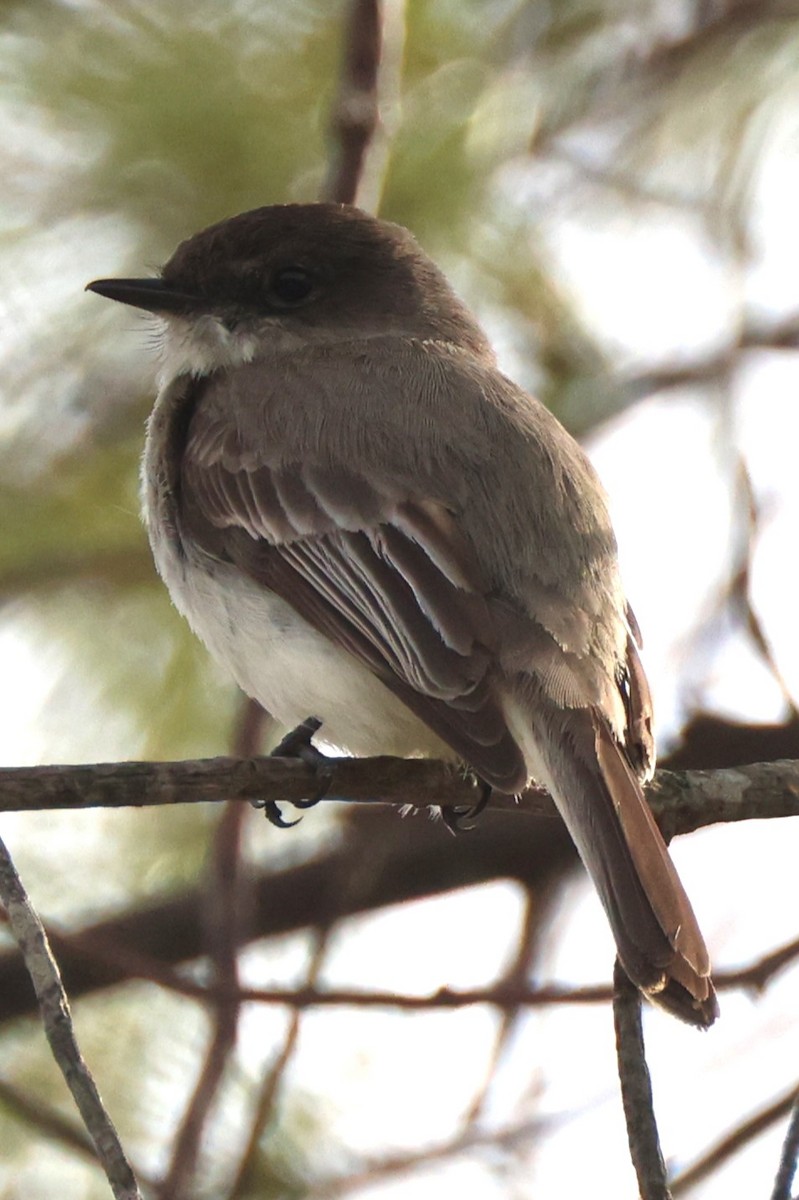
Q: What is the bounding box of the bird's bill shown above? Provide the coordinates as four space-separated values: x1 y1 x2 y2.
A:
85 277 199 315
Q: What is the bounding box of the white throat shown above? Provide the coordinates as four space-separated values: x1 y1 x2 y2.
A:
154 313 260 387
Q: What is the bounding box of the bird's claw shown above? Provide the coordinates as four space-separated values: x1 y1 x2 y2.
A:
259 800 303 829
253 716 332 827
441 780 492 833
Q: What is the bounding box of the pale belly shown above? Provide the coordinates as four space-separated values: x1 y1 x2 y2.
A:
155 537 452 760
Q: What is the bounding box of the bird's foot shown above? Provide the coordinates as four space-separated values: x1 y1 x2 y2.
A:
441 778 492 833
254 716 333 828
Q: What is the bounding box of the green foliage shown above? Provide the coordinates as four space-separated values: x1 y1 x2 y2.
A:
4 0 346 251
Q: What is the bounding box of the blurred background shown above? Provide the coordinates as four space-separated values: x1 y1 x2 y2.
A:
1 1 799 1197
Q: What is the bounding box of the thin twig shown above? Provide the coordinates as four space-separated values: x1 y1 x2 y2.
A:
729 461 799 719
613 959 671 1200
770 1094 799 1200
0 1075 98 1161
0 1076 159 1191
157 701 264 1199
304 1110 558 1199
670 1082 799 1196
79 926 799 1008
721 933 799 995
323 0 382 206
623 313 799 403
2 848 798 1032
225 986 305 1199
226 930 332 1199
462 887 547 1124
0 836 142 1200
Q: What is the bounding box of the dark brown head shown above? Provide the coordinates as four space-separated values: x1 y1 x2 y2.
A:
87 203 493 369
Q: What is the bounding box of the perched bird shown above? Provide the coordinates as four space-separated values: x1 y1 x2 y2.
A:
87 203 717 1026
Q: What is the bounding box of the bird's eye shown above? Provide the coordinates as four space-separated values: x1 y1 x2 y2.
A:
269 266 314 306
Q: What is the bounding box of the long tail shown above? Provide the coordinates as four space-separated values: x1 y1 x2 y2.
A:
517 689 717 1027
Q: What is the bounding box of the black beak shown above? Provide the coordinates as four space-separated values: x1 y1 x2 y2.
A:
85 277 200 315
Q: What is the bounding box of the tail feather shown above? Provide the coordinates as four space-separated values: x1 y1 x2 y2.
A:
516 687 717 1028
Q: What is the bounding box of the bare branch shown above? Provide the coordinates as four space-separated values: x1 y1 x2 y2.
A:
714 933 799 995
225 973 306 1199
304 1110 558 1199
225 930 331 1200
0 811 576 1024
728 462 799 718
86 921 799 1011
169 979 616 1011
663 714 799 771
157 699 262 1199
0 836 142 1200
323 0 382 206
771 1095 799 1200
613 960 670 1200
623 313 799 404
2 755 799 838
0 754 530 813
461 887 543 1124
670 1082 799 1195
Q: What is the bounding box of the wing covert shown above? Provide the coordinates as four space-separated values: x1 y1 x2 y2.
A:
180 444 528 792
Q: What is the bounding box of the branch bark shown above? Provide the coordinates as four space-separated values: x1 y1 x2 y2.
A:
0 754 796 1028
1 754 798 834
0 836 143 1199
613 960 671 1200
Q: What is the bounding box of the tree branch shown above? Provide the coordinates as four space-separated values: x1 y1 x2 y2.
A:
0 836 142 1200
670 1082 799 1196
0 808 576 1025
157 700 264 1200
771 1093 799 1200
1 754 798 834
613 960 671 1200
323 0 382 206
0 756 795 1027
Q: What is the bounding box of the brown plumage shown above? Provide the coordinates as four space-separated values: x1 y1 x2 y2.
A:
87 203 718 1026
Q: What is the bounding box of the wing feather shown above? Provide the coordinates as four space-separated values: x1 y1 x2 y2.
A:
181 449 528 792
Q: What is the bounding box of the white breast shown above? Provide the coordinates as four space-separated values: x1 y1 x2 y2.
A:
140 355 450 762
147 519 449 760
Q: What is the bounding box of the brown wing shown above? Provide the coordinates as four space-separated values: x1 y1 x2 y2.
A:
180 442 527 793
622 602 655 779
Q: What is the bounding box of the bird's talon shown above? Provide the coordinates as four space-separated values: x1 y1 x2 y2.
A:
271 716 323 759
257 799 302 828
467 781 493 820
255 716 330 825
442 805 475 833
441 781 492 833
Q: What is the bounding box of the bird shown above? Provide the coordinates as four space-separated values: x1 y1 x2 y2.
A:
86 202 718 1026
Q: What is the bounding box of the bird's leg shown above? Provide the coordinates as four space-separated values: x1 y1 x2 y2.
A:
254 716 333 828
441 776 493 833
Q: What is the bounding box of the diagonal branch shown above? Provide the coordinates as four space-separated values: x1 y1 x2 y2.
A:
0 836 143 1200
771 1093 799 1200
670 1082 799 1196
